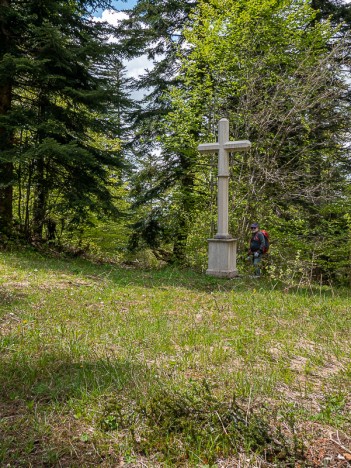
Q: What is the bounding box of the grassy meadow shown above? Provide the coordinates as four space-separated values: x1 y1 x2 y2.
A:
0 248 351 467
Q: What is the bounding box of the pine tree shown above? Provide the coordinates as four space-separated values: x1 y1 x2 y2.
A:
0 0 132 240
0 0 15 235
311 0 351 27
117 0 199 261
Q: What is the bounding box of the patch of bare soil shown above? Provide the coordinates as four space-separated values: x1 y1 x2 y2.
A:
274 351 347 415
0 285 27 305
36 274 98 291
0 311 23 336
304 424 351 467
1 281 31 289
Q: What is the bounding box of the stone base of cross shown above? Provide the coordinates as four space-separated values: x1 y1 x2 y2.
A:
198 119 251 278
207 238 238 278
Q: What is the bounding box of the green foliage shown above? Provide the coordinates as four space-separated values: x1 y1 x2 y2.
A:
114 0 351 280
2 0 351 281
0 0 133 241
117 0 201 261
100 380 286 465
313 393 349 426
160 0 351 281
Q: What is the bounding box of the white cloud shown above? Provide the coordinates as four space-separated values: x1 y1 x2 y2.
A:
101 9 128 24
95 9 153 96
125 55 151 78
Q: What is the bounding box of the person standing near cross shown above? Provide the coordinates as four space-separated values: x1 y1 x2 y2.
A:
198 118 251 277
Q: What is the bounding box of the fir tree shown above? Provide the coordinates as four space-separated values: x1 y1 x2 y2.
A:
0 0 15 235
117 0 199 260
0 0 132 240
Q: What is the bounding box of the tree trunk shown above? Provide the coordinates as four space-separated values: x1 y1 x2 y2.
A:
32 157 47 241
173 216 188 262
0 0 13 236
172 165 195 262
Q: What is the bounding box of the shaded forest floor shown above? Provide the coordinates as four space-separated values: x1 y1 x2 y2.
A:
0 248 350 467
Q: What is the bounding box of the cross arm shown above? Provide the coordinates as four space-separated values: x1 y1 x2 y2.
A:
197 143 220 154
223 140 251 152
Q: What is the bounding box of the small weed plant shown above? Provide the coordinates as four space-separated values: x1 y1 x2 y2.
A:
99 380 289 465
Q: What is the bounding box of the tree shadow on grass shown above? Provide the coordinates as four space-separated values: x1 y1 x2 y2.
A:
0 353 146 403
0 286 28 306
0 352 300 468
1 248 232 293
0 353 151 466
1 248 348 298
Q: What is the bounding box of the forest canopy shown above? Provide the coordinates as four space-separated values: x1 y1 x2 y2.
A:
1 0 351 283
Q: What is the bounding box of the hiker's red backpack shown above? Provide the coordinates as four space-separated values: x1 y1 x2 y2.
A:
261 230 270 253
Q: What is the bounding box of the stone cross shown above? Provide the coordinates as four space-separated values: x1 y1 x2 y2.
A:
198 118 251 239
198 118 251 277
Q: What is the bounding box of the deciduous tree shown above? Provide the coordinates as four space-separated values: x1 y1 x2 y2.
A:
163 0 351 278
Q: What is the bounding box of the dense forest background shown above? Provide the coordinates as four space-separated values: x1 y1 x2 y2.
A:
1 0 351 284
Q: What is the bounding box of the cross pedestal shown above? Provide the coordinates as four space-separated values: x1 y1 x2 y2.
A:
207 237 238 278
198 119 251 278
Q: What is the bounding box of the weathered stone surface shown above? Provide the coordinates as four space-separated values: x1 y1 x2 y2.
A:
198 119 251 278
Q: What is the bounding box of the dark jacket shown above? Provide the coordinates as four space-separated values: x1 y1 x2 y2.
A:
250 231 265 254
